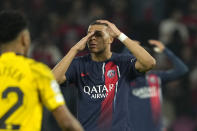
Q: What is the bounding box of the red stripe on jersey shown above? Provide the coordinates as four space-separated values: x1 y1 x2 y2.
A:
98 62 118 130
147 74 161 124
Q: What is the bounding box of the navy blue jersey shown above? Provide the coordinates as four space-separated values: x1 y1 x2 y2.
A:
128 49 188 131
66 53 143 131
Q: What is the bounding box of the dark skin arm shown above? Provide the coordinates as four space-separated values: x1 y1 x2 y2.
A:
52 105 84 131
96 20 156 72
52 32 94 84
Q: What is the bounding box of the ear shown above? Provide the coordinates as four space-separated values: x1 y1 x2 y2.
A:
103 30 114 44
21 32 26 47
108 36 114 44
21 30 30 47
105 27 114 44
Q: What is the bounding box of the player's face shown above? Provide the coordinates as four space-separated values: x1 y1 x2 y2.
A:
87 25 111 53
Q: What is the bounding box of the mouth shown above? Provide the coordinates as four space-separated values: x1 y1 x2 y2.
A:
88 42 97 48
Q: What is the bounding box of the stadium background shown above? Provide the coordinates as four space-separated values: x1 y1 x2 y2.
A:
0 0 196 130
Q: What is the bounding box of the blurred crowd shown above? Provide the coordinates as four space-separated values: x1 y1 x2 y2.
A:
0 0 196 130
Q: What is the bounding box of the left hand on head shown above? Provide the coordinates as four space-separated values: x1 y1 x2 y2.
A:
73 32 95 52
96 20 121 38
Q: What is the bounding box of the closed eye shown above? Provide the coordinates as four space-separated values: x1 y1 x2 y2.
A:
94 31 102 37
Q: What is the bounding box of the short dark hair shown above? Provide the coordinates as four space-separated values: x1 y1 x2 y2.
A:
0 10 28 44
89 20 108 27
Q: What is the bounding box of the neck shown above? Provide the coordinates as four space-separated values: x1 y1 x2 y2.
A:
91 49 112 62
0 42 24 55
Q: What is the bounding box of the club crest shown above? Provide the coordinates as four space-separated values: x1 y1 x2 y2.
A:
107 70 116 78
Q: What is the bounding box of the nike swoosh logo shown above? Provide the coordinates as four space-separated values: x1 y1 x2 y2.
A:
81 73 89 77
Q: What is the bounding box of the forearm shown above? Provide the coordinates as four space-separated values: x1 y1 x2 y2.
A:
53 105 84 131
52 48 78 84
95 20 155 71
122 37 156 71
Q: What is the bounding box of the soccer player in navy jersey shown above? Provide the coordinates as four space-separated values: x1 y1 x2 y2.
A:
52 20 156 131
127 40 188 131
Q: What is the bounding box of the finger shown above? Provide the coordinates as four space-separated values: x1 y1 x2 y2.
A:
149 40 163 45
148 40 161 47
85 32 95 38
88 31 95 36
96 19 104 22
148 40 157 45
96 20 111 25
80 32 94 41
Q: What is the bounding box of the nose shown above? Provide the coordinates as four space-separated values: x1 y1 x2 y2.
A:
90 35 96 40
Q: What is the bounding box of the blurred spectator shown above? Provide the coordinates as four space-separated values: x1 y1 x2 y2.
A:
0 0 196 130
129 0 165 22
54 13 85 54
181 45 194 68
183 0 197 31
110 0 129 33
159 9 189 57
183 0 197 48
189 68 197 115
87 1 106 23
162 97 176 129
29 30 62 68
170 116 196 131
159 9 189 45
70 0 89 27
0 0 13 10
109 0 130 52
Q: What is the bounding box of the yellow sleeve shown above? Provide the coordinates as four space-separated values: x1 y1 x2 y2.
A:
31 61 65 111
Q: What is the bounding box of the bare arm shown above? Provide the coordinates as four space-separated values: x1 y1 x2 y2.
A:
97 20 156 72
52 105 84 131
52 32 94 84
122 39 156 72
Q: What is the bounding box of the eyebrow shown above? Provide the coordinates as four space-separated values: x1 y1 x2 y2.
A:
87 30 102 34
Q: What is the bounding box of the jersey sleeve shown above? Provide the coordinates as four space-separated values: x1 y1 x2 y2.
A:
151 48 188 84
121 54 145 78
31 62 65 111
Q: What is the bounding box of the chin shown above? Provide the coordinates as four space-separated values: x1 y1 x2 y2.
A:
88 48 98 53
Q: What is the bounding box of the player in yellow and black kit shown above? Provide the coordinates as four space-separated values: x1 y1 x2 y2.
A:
0 10 83 131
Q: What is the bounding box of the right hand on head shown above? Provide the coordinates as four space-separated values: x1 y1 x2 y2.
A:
148 40 165 53
72 32 94 52
96 20 121 38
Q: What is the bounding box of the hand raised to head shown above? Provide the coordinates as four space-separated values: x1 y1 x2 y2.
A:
96 20 121 38
73 32 95 52
148 40 165 53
